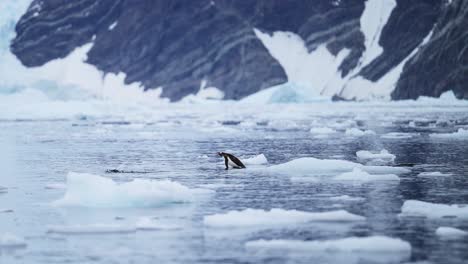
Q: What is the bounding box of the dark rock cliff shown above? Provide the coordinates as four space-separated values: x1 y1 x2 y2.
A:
393 0 468 99
10 0 466 101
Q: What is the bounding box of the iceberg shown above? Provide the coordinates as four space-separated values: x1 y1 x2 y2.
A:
242 154 268 165
334 168 400 181
345 128 376 137
435 227 467 239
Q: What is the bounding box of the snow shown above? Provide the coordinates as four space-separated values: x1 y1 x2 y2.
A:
334 168 400 181
245 236 411 254
359 0 397 67
253 28 349 100
356 149 395 165
52 172 212 208
0 233 27 248
400 200 468 218
242 154 268 165
180 80 224 103
417 171 452 177
203 208 364 228
429 128 468 139
435 227 468 239
345 128 376 137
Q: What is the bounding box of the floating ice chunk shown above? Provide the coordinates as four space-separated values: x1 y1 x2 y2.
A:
309 127 336 134
435 227 468 239
363 165 410 174
53 172 212 208
45 183 67 189
356 149 395 165
345 128 376 137
417 171 452 177
328 120 356 129
381 132 419 139
47 224 136 234
400 200 468 218
204 208 364 228
242 154 268 165
245 236 411 254
429 128 468 139
334 168 399 181
269 157 409 177
328 195 365 202
135 217 182 231
0 233 27 248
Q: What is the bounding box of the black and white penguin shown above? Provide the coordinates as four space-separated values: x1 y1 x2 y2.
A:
217 152 246 170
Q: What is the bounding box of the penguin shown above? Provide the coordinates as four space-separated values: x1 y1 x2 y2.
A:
217 152 246 170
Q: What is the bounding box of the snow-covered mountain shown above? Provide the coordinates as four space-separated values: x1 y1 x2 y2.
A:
9 0 468 101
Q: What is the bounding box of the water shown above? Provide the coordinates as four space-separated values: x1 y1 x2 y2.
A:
1 102 468 264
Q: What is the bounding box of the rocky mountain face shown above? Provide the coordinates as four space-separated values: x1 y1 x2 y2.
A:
10 0 467 101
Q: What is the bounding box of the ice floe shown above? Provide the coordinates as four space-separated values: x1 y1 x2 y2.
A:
328 195 365 202
400 200 468 218
0 233 27 248
268 157 409 177
309 127 336 134
334 168 400 182
203 208 364 228
245 236 411 255
381 132 419 139
345 128 376 137
356 149 395 165
242 154 268 165
45 183 67 189
47 224 136 234
429 128 468 139
417 171 452 177
435 227 468 239
52 172 212 208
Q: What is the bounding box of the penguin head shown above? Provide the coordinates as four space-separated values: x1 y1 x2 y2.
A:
217 152 224 157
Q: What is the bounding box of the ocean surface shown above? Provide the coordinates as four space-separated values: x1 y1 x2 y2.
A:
1 102 468 264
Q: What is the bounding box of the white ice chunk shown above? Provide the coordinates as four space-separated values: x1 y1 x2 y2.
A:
0 233 27 248
108 21 117 30
245 236 411 254
435 227 468 239
242 154 268 165
381 132 419 139
309 127 336 134
268 157 409 177
334 168 399 182
345 128 376 137
429 128 468 139
47 224 136 234
45 183 67 189
328 195 365 202
52 172 212 208
356 149 395 165
204 208 364 228
400 200 468 218
417 171 452 177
